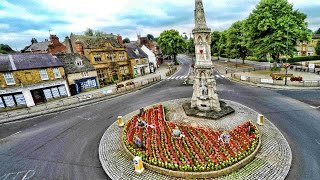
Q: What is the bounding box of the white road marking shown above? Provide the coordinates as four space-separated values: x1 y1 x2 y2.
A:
175 76 181 79
183 76 188 79
13 131 21 136
310 106 320 109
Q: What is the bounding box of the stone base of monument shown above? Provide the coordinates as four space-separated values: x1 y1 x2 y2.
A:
183 101 235 120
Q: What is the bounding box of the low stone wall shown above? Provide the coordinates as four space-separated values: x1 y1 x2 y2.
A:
121 108 262 179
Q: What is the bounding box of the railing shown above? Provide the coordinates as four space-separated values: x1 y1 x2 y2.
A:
165 67 178 76
0 75 162 121
231 73 320 87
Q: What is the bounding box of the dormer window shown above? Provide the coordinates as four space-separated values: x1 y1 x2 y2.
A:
134 49 140 55
75 58 83 66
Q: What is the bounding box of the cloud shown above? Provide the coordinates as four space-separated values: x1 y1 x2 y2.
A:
0 0 319 50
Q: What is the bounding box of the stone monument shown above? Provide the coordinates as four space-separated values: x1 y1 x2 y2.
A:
191 0 221 112
183 0 234 119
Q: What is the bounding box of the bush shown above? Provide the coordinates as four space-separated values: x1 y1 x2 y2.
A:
246 56 268 62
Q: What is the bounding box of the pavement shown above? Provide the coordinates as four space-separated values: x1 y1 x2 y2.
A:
212 57 320 90
99 98 292 180
0 63 175 124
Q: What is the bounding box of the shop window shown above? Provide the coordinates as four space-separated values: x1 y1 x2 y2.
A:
53 68 61 78
0 97 5 108
3 72 15 85
14 94 26 105
58 86 67 96
3 95 15 107
39 69 49 80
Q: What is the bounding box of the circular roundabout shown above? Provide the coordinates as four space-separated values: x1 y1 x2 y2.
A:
99 98 292 179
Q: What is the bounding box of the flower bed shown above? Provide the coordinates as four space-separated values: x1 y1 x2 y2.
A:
122 104 260 173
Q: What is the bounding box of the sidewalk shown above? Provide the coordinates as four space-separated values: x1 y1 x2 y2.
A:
0 64 175 123
213 59 320 90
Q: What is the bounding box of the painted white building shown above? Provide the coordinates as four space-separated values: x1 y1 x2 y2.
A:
141 45 157 73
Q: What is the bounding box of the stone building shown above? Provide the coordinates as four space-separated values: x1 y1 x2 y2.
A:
0 54 70 109
295 34 320 56
55 53 99 95
23 35 67 54
65 34 134 87
125 44 150 77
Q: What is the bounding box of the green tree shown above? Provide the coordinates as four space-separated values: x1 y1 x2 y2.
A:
84 28 94 36
315 28 320 34
123 38 130 44
226 20 250 63
147 34 154 41
245 0 311 66
315 41 320 55
186 38 195 54
218 30 228 58
0 44 14 54
211 31 221 56
158 29 186 63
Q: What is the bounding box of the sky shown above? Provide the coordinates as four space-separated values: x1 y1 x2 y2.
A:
0 0 319 50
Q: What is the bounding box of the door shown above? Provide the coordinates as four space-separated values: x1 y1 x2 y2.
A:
31 89 46 104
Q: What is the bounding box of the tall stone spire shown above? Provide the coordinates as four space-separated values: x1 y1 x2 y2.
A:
191 0 221 112
193 0 210 33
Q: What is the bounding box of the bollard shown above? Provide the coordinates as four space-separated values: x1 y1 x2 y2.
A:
133 156 144 174
257 114 264 126
117 116 124 127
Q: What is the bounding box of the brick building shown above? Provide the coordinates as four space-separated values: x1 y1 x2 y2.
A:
23 35 67 54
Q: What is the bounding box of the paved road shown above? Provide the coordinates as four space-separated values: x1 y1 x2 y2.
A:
0 55 319 180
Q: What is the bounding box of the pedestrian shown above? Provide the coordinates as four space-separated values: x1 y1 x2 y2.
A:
225 67 228 74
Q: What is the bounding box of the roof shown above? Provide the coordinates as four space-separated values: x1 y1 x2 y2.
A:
25 41 51 52
313 34 320 39
0 54 63 72
124 44 148 59
55 53 95 74
72 35 122 49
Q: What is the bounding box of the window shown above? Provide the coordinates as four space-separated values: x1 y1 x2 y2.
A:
82 71 89 77
39 69 49 80
3 72 15 85
119 53 125 61
97 69 105 79
94 54 102 62
53 68 61 78
75 58 83 66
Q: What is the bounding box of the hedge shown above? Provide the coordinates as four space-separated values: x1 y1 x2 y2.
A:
281 56 320 63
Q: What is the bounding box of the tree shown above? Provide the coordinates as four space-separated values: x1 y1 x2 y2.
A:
245 0 311 66
186 38 195 54
158 29 186 63
315 41 320 55
217 30 228 58
84 28 94 36
211 31 221 56
123 38 130 44
315 28 320 34
147 34 154 41
226 20 250 63
0 44 14 54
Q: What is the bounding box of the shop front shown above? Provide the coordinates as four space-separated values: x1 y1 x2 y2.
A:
0 80 70 109
74 77 98 94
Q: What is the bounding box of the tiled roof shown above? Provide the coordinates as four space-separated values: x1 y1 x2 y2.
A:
0 54 63 72
56 53 95 74
124 43 148 59
73 35 121 49
25 41 51 52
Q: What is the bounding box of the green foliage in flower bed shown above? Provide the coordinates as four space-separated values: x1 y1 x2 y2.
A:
122 105 260 172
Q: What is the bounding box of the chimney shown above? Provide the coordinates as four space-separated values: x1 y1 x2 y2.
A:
31 38 38 44
50 34 59 45
64 36 74 53
117 34 123 46
75 40 84 56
